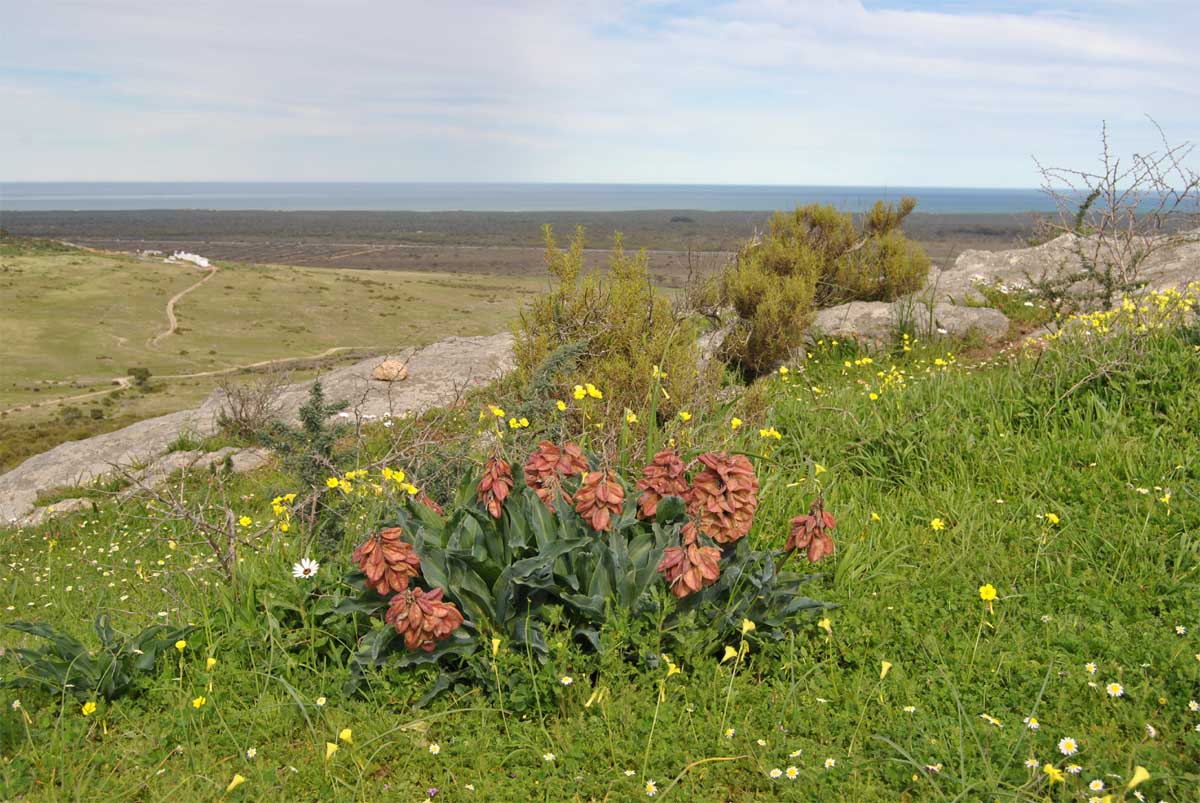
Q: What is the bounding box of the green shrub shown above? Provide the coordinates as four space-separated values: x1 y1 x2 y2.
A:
718 198 930 377
513 226 702 424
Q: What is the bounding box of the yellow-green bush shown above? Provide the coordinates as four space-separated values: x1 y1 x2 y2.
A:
513 225 700 424
719 198 929 376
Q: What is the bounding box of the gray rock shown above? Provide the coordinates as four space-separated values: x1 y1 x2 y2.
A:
811 301 1009 344
17 497 93 528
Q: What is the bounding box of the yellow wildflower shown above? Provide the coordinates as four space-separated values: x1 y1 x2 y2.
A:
730 417 742 430
678 411 692 422
206 657 217 670
192 696 206 709
325 742 338 760
325 477 339 488
81 700 96 717
585 383 603 399
625 409 638 424
238 516 252 527
1045 512 1060 525
930 518 945 531
226 774 246 793
555 399 566 411
175 640 187 652
573 385 586 400
338 728 353 744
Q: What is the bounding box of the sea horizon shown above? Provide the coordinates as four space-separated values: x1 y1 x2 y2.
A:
0 181 1060 214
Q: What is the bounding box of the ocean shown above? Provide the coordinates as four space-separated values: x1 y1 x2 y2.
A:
0 182 1058 214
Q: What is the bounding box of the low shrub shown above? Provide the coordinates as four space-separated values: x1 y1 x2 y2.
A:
718 198 930 376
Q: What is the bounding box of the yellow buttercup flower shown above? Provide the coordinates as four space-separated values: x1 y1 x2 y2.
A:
759 427 782 440
979 583 997 614
678 411 692 422
1045 512 1060 525
817 617 832 636
625 409 638 424
1043 764 1064 784
573 385 586 400
325 477 339 488
238 515 252 527
930 518 945 531
81 700 97 717
555 399 566 411
192 696 206 709
585 383 603 399
175 640 187 652
730 417 742 430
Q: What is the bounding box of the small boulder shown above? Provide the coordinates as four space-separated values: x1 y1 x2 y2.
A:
371 359 409 382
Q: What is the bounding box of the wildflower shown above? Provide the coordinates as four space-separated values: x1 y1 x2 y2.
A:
325 742 338 760
644 780 658 796
690 452 759 543
192 696 206 709
325 477 340 489
1144 723 1157 738
1043 764 1065 784
785 766 799 779
175 640 187 652
1126 766 1149 789
1175 625 1187 635
1106 682 1124 697
658 532 721 600
678 411 692 422
488 405 505 418
574 469 625 531
1089 779 1105 792
1188 700 1199 712
585 383 602 399
1023 716 1039 730
978 583 997 614
338 728 353 744
758 427 781 440
560 676 573 686
292 558 320 579
555 399 566 411
730 417 742 430
81 700 97 717
814 463 826 475
624 770 636 776
352 528 420 594
930 518 945 531
756 738 767 746
543 752 556 762
817 617 832 636
871 511 881 522
1024 758 1038 769
979 713 1002 727
880 661 892 680
1057 737 1078 755
1045 512 1060 525
786 497 835 562
721 646 739 663
824 758 836 770
789 749 802 757
226 774 246 793
635 449 689 519
724 728 735 738
769 768 782 779
525 441 589 511
1085 662 1097 675
573 385 586 400
902 705 916 713
246 747 257 759
386 588 465 652
238 515 252 527
206 657 217 670
429 743 441 755
315 696 326 707
477 455 514 520
1066 763 1081 774
741 619 755 635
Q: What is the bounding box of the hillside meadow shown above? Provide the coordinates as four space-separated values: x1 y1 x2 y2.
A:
0 238 544 469
1 307 1197 801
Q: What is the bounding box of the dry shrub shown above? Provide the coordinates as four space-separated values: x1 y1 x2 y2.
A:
215 370 288 439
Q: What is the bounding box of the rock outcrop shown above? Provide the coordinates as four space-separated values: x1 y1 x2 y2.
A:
0 334 513 524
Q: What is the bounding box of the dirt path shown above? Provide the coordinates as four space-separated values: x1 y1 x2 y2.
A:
148 263 218 348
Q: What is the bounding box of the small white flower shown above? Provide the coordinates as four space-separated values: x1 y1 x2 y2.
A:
902 705 916 713
768 768 782 779
1023 716 1040 730
785 766 798 779
788 749 802 758
464 784 475 791
543 752 556 762
644 779 658 796
1145 723 1157 738
1023 757 1038 769
1106 682 1124 697
1188 700 1199 712
1066 764 1082 774
292 558 319 579
429 743 440 755
246 747 257 759
1057 737 1078 756
724 728 735 739
1175 625 1187 635
10 700 20 710
1089 779 1105 792
315 696 326 707
623 769 636 776
756 738 767 746
824 758 836 770
560 676 573 686
1085 662 1097 675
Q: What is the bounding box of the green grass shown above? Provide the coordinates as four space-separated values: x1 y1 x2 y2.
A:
1 326 1198 801
0 238 544 469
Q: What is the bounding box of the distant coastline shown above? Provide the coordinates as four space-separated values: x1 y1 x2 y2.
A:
0 182 1059 214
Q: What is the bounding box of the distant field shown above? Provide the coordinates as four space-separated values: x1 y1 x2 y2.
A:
0 238 543 469
1 209 1037 283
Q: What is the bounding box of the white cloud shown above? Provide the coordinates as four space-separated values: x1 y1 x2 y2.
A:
0 0 1196 184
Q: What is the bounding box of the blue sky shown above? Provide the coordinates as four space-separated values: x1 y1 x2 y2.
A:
0 0 1196 187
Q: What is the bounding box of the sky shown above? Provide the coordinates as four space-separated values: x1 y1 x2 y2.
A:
0 0 1197 187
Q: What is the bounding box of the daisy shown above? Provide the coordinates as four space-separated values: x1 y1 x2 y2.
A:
1066 764 1082 775
768 769 782 779
788 749 802 758
1024 758 1039 769
1089 779 1105 792
543 753 556 762
245 747 257 759
785 766 798 780
1085 662 1097 675
903 706 916 713
623 770 636 777
644 780 658 797
1176 625 1187 635
1023 716 1040 730
756 739 767 747
1188 700 1199 712
1106 682 1124 698
292 558 319 579
315 696 326 707
560 676 573 686
724 728 735 739
429 743 441 755
1057 737 1078 755
824 758 836 770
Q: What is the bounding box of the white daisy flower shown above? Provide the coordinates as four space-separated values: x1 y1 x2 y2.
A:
1057 737 1078 756
1106 682 1124 698
768 768 782 779
292 558 319 579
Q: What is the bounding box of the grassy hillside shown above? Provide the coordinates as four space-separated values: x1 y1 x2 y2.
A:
1 316 1196 801
0 238 543 469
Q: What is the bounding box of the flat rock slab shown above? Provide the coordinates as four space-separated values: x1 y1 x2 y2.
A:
0 333 514 523
813 301 1010 343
